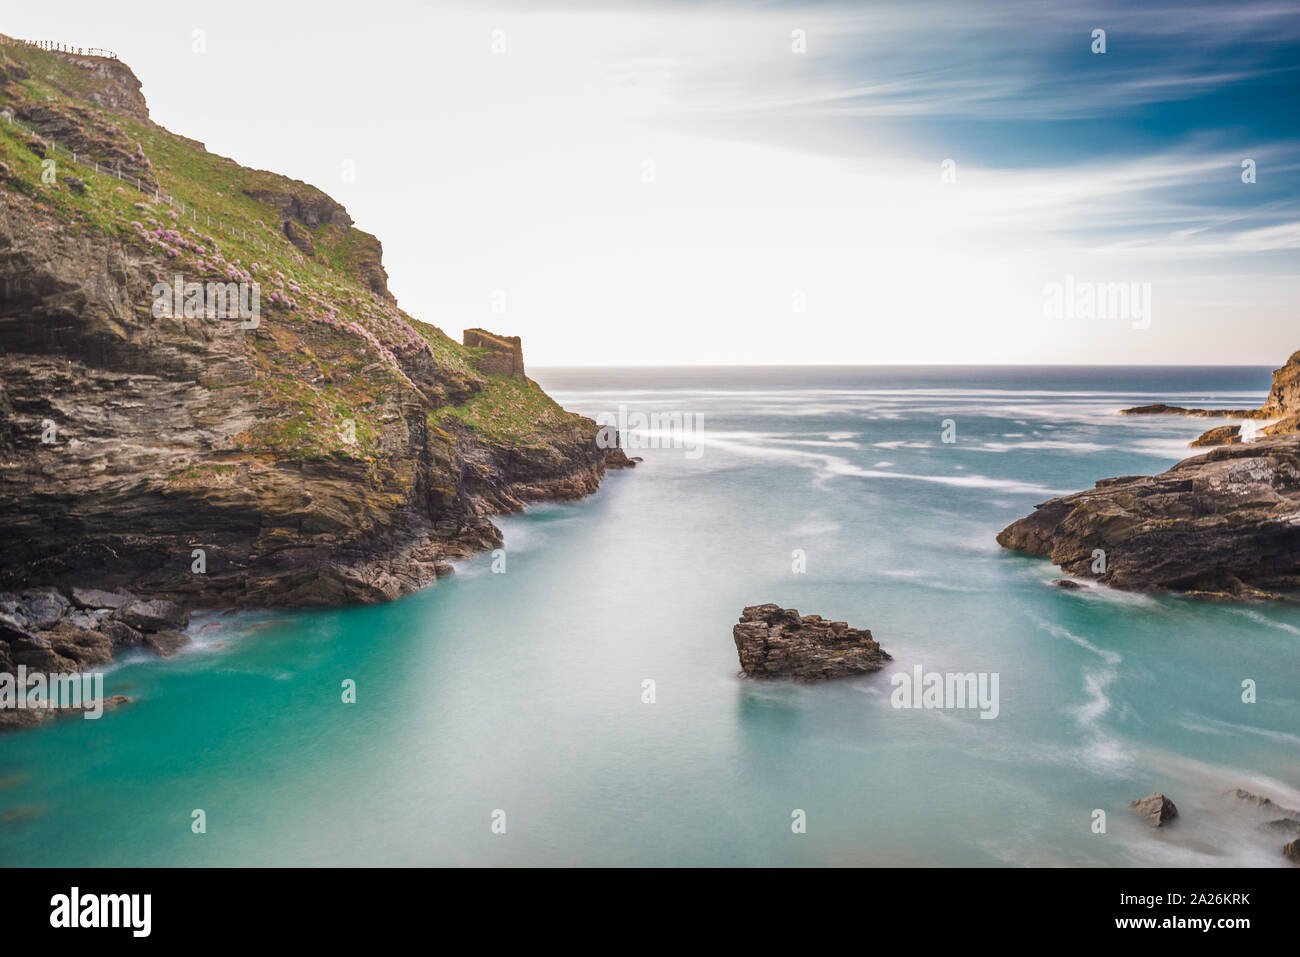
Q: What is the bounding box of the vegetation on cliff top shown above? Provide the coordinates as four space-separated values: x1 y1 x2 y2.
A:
0 37 539 470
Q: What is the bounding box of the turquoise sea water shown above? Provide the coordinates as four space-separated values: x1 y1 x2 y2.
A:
2 366 1298 867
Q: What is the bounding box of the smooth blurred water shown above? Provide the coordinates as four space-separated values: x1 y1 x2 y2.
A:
2 366 1298 867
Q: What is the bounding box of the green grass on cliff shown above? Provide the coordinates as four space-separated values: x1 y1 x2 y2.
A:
0 39 537 465
430 374 582 448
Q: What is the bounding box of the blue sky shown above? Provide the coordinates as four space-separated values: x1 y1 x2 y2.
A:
5 0 1299 364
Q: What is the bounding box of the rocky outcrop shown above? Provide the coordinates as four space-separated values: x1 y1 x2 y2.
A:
1262 351 1300 418
1129 792 1178 827
732 604 891 680
244 187 352 229
282 218 315 257
1190 424 1243 447
1224 789 1300 861
1225 787 1300 820
997 437 1300 598
1121 352 1300 447
1120 403 1264 419
1 587 188 682
463 328 524 377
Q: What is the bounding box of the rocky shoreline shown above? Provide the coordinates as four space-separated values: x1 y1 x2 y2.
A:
999 350 1300 598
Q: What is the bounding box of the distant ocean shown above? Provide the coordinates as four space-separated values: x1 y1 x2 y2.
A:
2 366 1297 866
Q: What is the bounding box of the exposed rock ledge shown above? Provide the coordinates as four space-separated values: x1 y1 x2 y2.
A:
732 604 891 680
997 436 1300 598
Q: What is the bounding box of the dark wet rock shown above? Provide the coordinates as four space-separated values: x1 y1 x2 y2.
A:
141 629 190 657
1130 792 1178 827
98 619 144 647
1050 578 1084 590
998 437 1300 598
70 587 134 610
13 589 70 630
43 623 114 669
1119 403 1262 418
732 604 891 681
116 599 188 632
1285 840 1300 864
1225 788 1300 820
8 632 77 674
0 613 31 643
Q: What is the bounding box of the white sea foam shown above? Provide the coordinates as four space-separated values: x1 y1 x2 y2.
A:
1027 614 1123 666
1231 607 1300 636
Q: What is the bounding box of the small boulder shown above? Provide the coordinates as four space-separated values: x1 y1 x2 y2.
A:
42 623 114 669
16 589 70 630
9 635 77 674
1051 579 1084 590
1263 819 1300 836
142 629 190 657
70 587 135 611
99 619 144 647
1130 792 1178 827
117 599 188 632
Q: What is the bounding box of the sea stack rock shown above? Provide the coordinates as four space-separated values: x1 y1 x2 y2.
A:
463 328 525 377
732 604 890 681
1129 792 1178 827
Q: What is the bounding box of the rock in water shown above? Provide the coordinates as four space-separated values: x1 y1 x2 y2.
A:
1130 792 1178 827
997 437 1300 598
732 605 891 681
1285 840 1300 864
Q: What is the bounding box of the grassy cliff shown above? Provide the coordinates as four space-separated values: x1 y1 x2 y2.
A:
0 36 626 607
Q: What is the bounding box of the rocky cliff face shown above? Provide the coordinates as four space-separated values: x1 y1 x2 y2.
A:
0 36 630 626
